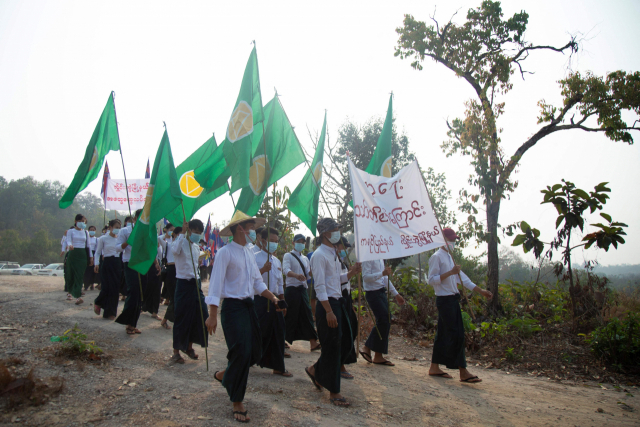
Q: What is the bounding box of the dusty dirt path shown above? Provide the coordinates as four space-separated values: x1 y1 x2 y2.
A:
0 275 637 426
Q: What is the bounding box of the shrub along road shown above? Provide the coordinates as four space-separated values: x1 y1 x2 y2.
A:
0 276 638 426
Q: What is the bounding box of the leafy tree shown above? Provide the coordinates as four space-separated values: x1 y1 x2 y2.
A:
395 0 639 312
256 183 301 258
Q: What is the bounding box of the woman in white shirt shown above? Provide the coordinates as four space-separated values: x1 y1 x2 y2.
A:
66 214 90 305
83 225 98 291
93 219 122 320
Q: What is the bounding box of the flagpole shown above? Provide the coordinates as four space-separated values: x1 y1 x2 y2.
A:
416 159 475 320
261 109 272 311
181 202 209 371
111 91 132 218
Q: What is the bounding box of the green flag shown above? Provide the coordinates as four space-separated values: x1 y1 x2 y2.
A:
235 96 306 216
222 46 265 194
365 94 394 177
165 135 229 226
128 130 182 274
289 112 326 235
59 93 120 209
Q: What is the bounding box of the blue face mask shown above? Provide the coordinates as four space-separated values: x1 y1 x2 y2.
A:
89 231 95 237
189 233 201 244
247 230 256 243
294 243 305 253
339 250 347 258
77 222 86 230
328 231 341 244
267 242 278 253
112 228 120 235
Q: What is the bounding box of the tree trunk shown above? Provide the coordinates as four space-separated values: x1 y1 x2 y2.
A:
486 199 501 314
566 232 577 329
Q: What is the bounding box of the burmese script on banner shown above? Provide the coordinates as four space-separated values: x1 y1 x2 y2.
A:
104 179 150 211
348 158 446 262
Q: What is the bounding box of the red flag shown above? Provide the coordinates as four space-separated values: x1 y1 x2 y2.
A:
100 161 110 205
145 158 150 179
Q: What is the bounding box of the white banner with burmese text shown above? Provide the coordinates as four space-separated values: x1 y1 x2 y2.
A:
104 179 150 211
348 158 446 262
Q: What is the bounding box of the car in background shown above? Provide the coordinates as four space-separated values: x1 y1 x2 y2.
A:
0 263 20 275
38 263 65 277
12 264 45 276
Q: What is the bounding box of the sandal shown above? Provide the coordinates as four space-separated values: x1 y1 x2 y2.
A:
94 305 101 315
126 328 135 335
460 375 482 383
340 371 354 380
329 397 350 407
232 410 249 423
373 360 395 366
169 353 185 365
429 372 453 379
133 328 141 334
160 321 171 330
310 344 321 352
184 349 199 360
213 371 223 383
75 298 84 305
305 367 322 391
359 351 372 363
66 295 73 301
284 352 291 358
273 370 293 377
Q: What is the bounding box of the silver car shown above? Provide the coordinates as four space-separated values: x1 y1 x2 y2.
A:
12 264 44 276
0 263 20 275
38 263 65 276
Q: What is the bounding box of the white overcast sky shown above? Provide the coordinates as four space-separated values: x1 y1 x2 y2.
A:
1 0 638 267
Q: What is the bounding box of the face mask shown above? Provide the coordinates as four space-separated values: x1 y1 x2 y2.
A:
112 228 120 236
102 231 107 235
339 250 347 258
294 243 305 253
77 222 86 229
447 241 456 250
89 231 95 236
328 231 341 244
267 242 278 253
189 233 201 243
247 230 256 243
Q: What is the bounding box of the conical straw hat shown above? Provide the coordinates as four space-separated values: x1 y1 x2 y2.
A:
219 210 266 237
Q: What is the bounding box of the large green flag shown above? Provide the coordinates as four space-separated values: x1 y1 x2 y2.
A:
235 96 306 216
165 135 229 226
365 94 394 177
289 112 326 235
128 130 182 274
59 93 120 209
221 46 265 194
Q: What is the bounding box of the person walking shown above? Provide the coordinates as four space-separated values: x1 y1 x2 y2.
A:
93 219 123 319
66 214 90 305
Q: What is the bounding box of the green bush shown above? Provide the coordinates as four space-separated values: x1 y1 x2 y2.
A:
586 312 640 369
61 324 103 355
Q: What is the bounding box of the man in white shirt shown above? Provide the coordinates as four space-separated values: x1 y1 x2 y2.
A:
359 258 405 366
169 219 209 365
305 218 361 408
93 219 123 319
283 234 320 352
427 228 493 383
161 224 178 330
253 228 292 377
205 211 285 424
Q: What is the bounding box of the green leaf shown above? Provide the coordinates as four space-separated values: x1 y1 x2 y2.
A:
555 215 564 229
551 184 562 192
571 189 590 200
533 228 541 238
520 221 530 232
512 234 526 246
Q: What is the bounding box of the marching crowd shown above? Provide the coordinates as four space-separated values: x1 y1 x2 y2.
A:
59 210 492 423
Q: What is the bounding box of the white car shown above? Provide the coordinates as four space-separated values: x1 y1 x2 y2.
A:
12 264 45 276
0 263 20 275
38 263 65 277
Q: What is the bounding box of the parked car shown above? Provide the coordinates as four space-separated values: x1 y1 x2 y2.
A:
0 263 20 275
12 264 45 275
0 261 19 266
38 263 65 277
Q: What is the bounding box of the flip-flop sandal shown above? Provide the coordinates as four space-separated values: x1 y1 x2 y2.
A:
213 371 223 383
75 298 84 305
232 410 249 423
429 372 453 378
329 397 350 407
94 305 101 315
66 296 73 301
340 371 354 380
305 367 322 391
273 370 293 377
359 351 373 363
184 349 199 360
160 322 171 330
310 344 321 352
460 376 482 383
284 353 291 358
126 328 135 335
133 328 142 334
373 360 395 366
169 354 185 365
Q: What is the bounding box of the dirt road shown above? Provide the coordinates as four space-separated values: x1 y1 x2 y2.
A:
0 275 637 426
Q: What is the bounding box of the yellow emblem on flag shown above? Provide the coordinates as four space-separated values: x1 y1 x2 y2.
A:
140 185 154 224
312 162 323 185
381 156 393 178
227 101 253 143
89 147 98 171
179 171 204 199
249 155 271 196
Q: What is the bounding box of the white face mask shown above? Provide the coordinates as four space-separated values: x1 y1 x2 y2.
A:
328 231 341 244
446 240 456 250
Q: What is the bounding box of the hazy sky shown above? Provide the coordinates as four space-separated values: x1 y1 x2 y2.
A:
1 0 638 266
